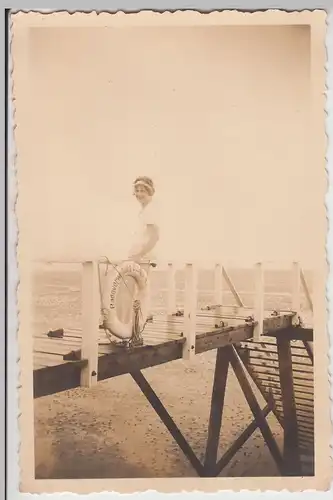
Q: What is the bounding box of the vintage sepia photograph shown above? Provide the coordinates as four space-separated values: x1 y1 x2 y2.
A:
12 9 331 493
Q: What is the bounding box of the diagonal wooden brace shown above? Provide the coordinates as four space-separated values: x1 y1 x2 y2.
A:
229 346 284 475
130 370 205 476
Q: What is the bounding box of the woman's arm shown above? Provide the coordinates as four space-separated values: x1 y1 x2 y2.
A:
129 224 159 261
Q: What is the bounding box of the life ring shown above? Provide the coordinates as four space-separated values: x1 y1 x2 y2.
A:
102 260 148 340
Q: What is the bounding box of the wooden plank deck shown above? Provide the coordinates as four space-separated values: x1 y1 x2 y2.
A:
33 309 296 398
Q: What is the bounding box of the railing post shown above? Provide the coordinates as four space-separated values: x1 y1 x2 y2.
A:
291 262 301 325
167 262 177 315
81 260 99 387
183 263 197 360
214 263 223 325
254 262 264 341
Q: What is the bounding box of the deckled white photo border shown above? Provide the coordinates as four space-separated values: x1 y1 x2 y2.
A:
7 7 333 496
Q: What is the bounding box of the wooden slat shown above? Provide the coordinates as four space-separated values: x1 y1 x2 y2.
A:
247 358 313 373
258 380 314 394
34 335 82 345
241 343 310 355
298 421 315 431
266 388 314 402
298 436 314 446
259 387 314 401
34 339 82 353
247 362 313 377
274 400 314 411
253 372 313 385
296 410 314 420
248 351 313 364
33 353 66 369
298 435 314 444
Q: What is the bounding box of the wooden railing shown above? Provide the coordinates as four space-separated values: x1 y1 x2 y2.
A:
34 258 314 387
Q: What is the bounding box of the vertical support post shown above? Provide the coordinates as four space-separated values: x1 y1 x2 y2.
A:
81 260 99 387
183 263 197 360
276 337 302 475
167 262 177 315
203 346 230 476
254 262 264 341
214 263 223 305
291 262 301 325
213 263 223 326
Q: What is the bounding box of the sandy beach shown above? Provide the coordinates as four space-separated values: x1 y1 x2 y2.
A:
34 353 283 479
33 267 310 479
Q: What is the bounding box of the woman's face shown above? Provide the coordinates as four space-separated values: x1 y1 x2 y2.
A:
134 185 151 205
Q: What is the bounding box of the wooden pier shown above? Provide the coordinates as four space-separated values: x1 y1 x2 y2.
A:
32 260 314 478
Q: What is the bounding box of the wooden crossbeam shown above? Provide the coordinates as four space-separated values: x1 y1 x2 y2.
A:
130 370 204 476
229 346 284 474
264 327 313 342
203 347 230 475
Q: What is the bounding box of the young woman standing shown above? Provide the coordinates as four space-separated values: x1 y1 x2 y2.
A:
118 176 160 325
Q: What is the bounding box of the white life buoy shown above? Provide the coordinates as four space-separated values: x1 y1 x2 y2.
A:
102 260 148 340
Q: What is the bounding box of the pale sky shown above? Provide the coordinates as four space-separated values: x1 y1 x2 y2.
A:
18 25 322 266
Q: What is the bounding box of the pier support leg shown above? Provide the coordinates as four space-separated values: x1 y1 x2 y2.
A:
130 346 287 478
203 346 230 476
276 338 302 476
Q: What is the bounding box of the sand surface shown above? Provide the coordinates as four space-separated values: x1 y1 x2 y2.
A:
34 351 283 479
33 267 311 479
